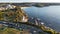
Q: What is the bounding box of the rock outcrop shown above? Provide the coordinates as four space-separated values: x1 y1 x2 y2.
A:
0 5 28 22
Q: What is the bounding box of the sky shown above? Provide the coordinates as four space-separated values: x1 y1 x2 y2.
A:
0 0 60 3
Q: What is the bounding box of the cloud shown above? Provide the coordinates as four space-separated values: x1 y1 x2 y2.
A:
0 0 60 3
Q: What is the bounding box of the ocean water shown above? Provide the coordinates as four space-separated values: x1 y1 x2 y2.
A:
22 6 60 32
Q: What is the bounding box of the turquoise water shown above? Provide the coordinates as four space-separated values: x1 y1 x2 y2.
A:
22 6 60 32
